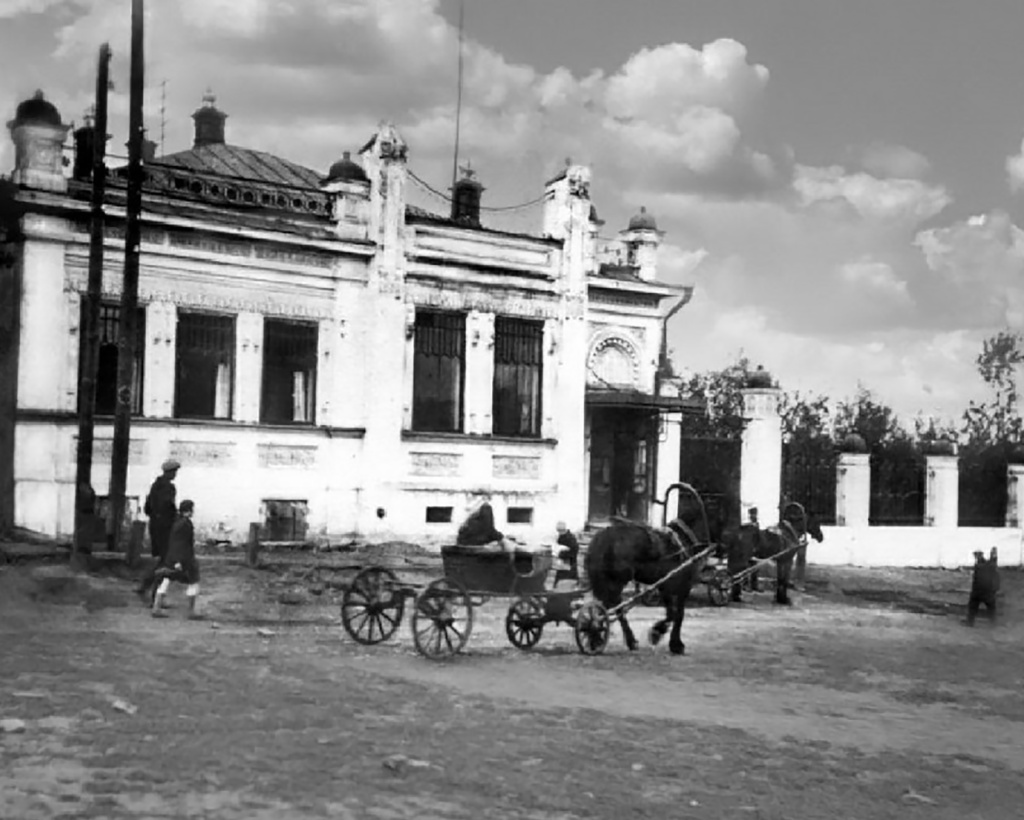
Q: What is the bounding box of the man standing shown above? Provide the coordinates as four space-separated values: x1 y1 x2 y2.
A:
152 500 201 619
136 459 180 598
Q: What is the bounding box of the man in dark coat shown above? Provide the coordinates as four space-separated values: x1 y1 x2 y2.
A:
136 459 179 598
966 549 999 627
152 500 201 619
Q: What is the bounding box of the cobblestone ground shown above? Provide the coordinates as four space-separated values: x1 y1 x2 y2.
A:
1 553 1023 819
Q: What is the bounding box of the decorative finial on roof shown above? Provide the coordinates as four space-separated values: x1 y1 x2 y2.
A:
33 90 45 101
459 160 475 180
202 87 216 107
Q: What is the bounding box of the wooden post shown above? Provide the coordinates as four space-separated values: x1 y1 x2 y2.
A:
107 0 145 552
246 522 261 567
126 520 146 567
72 43 111 558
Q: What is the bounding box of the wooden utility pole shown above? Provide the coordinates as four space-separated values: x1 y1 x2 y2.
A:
72 42 112 557
108 0 144 552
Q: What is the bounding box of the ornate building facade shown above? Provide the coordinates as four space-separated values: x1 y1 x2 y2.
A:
0 91 697 545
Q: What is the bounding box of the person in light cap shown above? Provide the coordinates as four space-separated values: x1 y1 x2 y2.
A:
136 458 180 600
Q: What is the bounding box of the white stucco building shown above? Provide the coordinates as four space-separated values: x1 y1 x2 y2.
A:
0 90 698 546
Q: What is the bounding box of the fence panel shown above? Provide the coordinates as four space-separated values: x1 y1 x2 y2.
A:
869 451 925 526
678 435 742 532
958 446 1008 527
781 443 837 524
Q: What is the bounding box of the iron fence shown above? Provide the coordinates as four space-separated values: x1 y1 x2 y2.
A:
869 451 925 526
958 445 1009 527
781 443 837 524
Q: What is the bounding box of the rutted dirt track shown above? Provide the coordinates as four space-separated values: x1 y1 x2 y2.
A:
1 553 1022 819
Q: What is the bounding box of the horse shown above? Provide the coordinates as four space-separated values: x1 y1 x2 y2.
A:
757 503 824 605
584 486 711 655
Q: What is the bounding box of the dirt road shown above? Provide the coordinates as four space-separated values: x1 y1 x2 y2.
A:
1 556 1021 819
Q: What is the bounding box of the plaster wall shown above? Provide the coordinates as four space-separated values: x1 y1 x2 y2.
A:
14 419 363 539
814 525 1024 569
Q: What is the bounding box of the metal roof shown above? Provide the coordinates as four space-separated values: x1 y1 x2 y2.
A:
152 143 323 190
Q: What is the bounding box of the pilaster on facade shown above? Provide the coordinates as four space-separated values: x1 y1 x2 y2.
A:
143 301 176 419
234 312 263 424
924 454 959 527
18 238 68 410
836 452 871 527
464 310 495 436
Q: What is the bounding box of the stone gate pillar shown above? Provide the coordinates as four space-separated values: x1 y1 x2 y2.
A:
740 376 782 522
925 454 959 527
835 450 870 527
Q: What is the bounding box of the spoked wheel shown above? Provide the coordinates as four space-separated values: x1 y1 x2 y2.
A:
341 566 405 645
574 601 610 656
707 568 732 607
412 577 473 660
505 596 545 650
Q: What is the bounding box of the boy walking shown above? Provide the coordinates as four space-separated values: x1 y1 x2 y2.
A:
966 549 999 627
152 500 202 620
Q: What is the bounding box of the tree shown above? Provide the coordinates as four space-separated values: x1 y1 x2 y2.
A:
780 391 833 445
961 330 1024 446
679 356 758 438
833 386 909 451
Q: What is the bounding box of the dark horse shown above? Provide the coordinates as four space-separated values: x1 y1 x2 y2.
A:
722 502 825 605
758 503 824 605
584 486 711 655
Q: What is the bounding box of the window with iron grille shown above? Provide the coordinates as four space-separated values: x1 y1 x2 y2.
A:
78 301 145 416
261 318 318 424
492 316 543 438
174 312 235 419
412 310 466 433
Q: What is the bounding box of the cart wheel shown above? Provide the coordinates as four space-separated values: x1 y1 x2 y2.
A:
505 596 545 650
707 569 731 608
574 601 610 656
412 578 473 660
341 566 405 645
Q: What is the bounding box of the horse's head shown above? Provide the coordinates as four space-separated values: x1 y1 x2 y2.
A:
806 514 825 543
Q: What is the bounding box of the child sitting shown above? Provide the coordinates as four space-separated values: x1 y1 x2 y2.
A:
553 521 580 586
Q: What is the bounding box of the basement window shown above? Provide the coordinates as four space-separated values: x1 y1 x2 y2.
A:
261 318 318 424
425 506 453 523
507 507 534 525
263 499 309 542
78 300 145 416
174 311 236 420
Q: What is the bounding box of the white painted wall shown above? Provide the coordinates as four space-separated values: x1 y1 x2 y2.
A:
813 526 1024 569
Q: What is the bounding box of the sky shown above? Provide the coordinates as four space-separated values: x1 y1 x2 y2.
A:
2 0 1023 427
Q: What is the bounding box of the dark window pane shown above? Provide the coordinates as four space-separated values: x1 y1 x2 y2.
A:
492 316 543 437
78 300 145 415
412 310 465 433
261 319 318 424
174 312 235 419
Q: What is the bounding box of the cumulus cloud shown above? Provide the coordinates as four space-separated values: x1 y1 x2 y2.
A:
0 0 69 18
859 142 932 180
1006 138 1024 193
793 164 950 225
915 210 1024 326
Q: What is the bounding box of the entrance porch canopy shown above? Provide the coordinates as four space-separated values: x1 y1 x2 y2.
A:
585 389 705 415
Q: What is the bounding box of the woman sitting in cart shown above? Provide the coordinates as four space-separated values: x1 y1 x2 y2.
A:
456 497 510 552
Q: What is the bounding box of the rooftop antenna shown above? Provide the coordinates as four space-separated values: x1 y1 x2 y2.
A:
159 79 167 156
450 0 465 197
